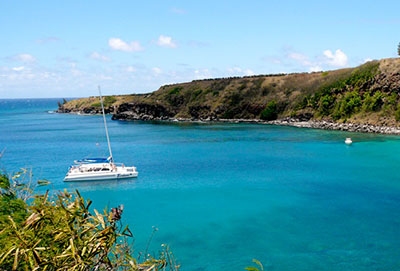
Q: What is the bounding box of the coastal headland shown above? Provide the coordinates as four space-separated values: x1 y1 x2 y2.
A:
58 58 400 134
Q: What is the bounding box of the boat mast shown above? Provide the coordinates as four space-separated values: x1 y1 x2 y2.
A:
98 86 113 161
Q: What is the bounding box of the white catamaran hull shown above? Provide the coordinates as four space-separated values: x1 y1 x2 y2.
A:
64 164 138 182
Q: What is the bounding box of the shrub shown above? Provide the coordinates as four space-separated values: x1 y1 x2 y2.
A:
332 91 361 119
103 96 117 107
318 94 335 116
260 100 278 120
395 106 400 121
91 96 117 108
361 91 386 113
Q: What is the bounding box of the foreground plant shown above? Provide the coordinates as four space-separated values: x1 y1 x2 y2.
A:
245 259 264 271
0 170 178 270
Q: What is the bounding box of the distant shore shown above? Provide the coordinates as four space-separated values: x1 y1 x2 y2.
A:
154 117 400 135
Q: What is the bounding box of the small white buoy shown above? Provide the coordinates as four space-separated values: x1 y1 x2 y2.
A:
345 138 352 145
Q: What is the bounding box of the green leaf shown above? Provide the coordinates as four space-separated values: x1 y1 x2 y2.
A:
37 179 51 186
245 259 264 271
13 247 19 270
121 225 133 237
0 246 16 265
94 209 106 229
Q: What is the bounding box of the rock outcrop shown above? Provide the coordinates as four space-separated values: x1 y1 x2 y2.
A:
111 103 174 121
270 118 400 134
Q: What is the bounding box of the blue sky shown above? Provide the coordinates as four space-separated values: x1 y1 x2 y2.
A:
1 0 399 98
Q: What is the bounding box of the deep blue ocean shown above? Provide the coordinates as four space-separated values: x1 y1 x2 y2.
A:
1 98 400 270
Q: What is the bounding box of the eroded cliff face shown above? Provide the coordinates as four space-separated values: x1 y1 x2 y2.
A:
111 101 268 121
58 58 400 127
111 103 174 121
370 71 400 94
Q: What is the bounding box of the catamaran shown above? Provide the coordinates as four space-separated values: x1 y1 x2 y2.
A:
64 88 138 182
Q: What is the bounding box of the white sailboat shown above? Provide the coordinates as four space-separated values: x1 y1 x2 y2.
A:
64 87 138 182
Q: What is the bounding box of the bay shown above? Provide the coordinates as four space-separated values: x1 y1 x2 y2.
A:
1 98 400 270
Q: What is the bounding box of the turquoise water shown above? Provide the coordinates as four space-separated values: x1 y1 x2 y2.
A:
1 99 400 270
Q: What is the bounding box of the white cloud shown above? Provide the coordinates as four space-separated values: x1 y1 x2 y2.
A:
108 38 143 52
14 54 36 63
70 68 82 77
90 52 110 62
323 49 348 67
244 69 255 76
228 67 241 74
99 75 113 81
287 52 312 66
227 67 255 76
126 66 136 73
157 35 177 48
194 69 211 79
262 55 282 65
12 66 25 71
288 52 307 62
283 48 349 72
152 67 162 75
309 65 323 72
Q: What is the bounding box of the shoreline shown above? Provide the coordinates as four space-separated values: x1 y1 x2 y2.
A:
268 118 400 135
61 111 400 135
151 117 400 135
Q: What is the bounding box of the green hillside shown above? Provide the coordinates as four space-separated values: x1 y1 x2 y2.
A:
58 58 400 127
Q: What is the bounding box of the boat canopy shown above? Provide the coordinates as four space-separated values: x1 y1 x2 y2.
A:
74 157 112 164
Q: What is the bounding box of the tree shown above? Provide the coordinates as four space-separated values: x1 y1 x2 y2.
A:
398 42 400 56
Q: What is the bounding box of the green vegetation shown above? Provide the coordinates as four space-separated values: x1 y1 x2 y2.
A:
59 58 400 126
166 86 184 107
332 91 362 120
0 171 29 226
0 170 178 271
92 96 117 108
298 60 389 120
103 96 117 107
260 101 278 121
395 104 400 121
